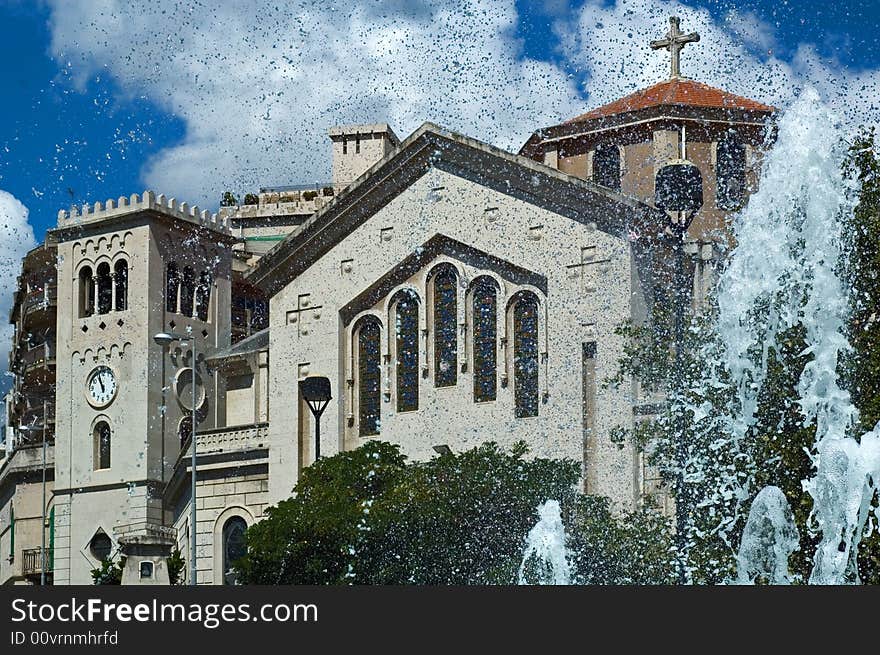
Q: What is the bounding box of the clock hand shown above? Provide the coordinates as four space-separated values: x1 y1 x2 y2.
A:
98 376 105 393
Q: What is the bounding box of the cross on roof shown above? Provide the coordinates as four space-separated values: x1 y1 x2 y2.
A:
650 16 700 79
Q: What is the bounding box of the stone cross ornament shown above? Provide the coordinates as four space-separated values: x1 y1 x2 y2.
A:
650 16 700 78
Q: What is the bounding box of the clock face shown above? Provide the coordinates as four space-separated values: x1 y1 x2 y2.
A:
87 365 118 407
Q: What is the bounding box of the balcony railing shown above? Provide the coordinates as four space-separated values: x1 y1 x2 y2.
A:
23 286 57 313
16 342 56 372
22 547 52 577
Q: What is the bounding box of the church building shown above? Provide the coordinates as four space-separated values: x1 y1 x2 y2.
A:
0 18 774 585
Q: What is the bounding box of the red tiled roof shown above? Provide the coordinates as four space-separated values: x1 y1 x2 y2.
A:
565 78 774 123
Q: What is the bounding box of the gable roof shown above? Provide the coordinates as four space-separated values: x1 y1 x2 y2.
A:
247 123 665 296
566 78 773 124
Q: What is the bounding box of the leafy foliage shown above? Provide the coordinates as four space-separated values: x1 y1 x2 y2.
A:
220 191 238 207
90 555 125 585
167 547 185 585
235 441 673 585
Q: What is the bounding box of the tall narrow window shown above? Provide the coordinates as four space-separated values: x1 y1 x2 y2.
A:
593 144 621 191
195 271 212 322
96 263 112 315
393 291 420 412
716 133 746 210
472 278 498 402
513 293 539 418
94 421 111 469
166 263 179 313
79 266 94 317
180 266 195 318
357 318 381 436
222 516 247 585
433 268 458 387
114 260 128 311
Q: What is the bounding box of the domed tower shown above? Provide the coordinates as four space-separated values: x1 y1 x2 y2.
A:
520 16 775 258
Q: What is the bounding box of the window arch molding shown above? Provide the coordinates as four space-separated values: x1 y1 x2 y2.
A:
386 288 422 413
211 506 254 586
467 275 503 403
348 313 384 437
425 262 464 388
506 288 546 418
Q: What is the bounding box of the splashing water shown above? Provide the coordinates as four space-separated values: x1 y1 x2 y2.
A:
735 486 799 584
518 500 571 585
704 87 880 583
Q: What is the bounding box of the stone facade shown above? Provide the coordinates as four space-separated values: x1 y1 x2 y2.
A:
0 74 773 585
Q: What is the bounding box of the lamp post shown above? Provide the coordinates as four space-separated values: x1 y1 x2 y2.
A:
655 151 703 584
299 376 331 461
153 331 198 586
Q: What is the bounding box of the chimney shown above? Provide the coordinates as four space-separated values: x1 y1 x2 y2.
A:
329 124 399 191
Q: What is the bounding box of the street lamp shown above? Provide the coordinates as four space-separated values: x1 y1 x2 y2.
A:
655 154 703 585
153 331 198 586
299 376 331 461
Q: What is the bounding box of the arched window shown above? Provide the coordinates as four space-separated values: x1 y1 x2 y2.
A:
78 266 94 317
180 266 195 318
512 293 540 418
432 268 458 387
222 516 247 585
716 132 746 210
94 421 111 469
195 271 212 322
96 263 112 315
471 278 498 403
356 318 381 436
114 260 128 311
393 291 420 412
166 263 179 313
593 144 621 191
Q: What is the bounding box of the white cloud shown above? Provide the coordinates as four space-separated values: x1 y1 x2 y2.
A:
45 0 583 207
44 0 880 208
555 0 880 128
0 190 38 409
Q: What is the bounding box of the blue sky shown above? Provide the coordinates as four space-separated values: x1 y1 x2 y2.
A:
1 0 879 241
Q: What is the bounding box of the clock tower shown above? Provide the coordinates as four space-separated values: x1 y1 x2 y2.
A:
48 192 234 585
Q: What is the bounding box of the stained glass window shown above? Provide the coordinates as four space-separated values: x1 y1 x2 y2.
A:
395 292 419 412
513 294 539 418
472 279 497 402
433 268 458 387
357 318 381 436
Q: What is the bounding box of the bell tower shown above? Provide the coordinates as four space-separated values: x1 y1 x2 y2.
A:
48 192 235 584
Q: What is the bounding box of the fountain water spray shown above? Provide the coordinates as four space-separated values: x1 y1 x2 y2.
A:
518 500 571 585
701 87 880 583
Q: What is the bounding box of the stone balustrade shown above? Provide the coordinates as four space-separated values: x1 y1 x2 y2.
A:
195 422 269 454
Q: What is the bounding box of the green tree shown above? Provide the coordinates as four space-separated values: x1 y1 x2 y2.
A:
90 555 125 585
235 441 674 585
220 191 238 207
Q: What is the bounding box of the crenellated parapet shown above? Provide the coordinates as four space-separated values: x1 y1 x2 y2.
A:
55 191 233 236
